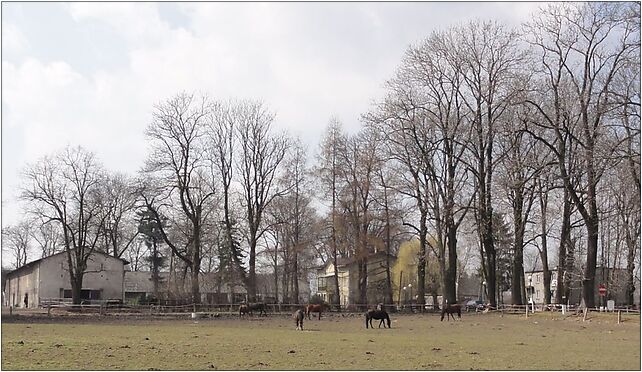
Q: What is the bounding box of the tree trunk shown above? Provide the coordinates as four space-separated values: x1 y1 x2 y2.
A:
511 190 525 305
248 239 257 302
71 274 84 305
293 251 300 304
417 211 428 309
445 225 458 304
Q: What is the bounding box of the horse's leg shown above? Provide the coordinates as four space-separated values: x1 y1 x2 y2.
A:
365 316 369 329
318 311 321 320
440 312 444 321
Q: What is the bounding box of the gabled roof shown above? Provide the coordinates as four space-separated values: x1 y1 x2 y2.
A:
5 249 130 279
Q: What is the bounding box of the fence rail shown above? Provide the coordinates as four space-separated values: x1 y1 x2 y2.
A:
36 298 639 316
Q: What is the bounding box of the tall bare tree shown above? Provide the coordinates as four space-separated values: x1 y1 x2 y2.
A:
21 146 108 304
236 101 289 301
99 172 139 258
144 93 217 304
207 101 246 288
453 21 526 308
523 2 640 307
316 118 347 306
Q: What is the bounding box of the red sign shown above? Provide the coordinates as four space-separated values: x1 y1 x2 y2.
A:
598 284 607 296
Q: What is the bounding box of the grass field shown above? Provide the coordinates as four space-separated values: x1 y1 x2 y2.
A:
1 311 640 370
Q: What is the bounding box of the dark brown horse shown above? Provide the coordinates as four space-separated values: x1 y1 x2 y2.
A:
305 303 327 320
365 309 391 329
293 308 305 330
239 302 267 317
441 304 461 321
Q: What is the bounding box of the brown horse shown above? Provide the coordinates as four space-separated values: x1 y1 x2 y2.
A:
305 303 326 320
441 304 462 321
293 308 305 330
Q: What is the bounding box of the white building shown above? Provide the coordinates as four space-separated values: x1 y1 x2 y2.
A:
4 250 128 308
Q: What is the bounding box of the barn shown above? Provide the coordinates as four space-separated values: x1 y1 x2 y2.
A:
4 250 128 308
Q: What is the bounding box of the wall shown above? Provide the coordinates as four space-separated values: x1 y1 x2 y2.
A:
5 265 39 308
37 252 125 302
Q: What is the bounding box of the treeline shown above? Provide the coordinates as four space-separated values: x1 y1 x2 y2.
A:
4 3 639 307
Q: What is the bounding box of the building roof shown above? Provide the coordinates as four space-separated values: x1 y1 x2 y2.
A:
5 249 130 279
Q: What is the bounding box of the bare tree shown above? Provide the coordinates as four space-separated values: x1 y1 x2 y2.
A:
144 93 217 304
207 101 246 288
453 21 526 308
497 108 547 305
99 172 139 258
21 146 108 304
523 2 640 307
2 221 32 269
236 101 289 301
31 218 63 258
316 118 347 306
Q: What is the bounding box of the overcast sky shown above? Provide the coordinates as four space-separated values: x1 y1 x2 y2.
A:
1 1 543 244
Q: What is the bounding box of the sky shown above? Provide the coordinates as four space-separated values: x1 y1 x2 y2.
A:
1 1 543 261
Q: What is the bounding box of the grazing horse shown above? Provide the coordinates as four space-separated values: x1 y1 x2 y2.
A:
293 309 305 330
441 304 462 321
365 309 391 329
239 302 267 317
305 303 326 320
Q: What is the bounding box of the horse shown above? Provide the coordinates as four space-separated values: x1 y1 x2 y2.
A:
305 303 327 320
239 302 267 317
440 303 462 321
365 309 391 329
293 308 305 330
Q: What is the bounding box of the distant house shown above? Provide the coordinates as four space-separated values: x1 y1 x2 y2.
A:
4 250 128 308
525 266 639 306
123 271 247 304
315 251 396 307
254 272 311 304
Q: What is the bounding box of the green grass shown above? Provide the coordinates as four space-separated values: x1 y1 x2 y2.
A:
1 312 640 370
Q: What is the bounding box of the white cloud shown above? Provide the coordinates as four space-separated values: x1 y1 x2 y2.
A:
2 22 29 56
2 2 552 235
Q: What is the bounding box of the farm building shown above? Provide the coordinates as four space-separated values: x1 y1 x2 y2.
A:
4 250 128 308
315 251 396 307
123 271 247 304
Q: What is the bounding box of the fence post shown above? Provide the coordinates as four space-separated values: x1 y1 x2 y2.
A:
583 307 588 322
525 304 529 318
617 310 622 324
